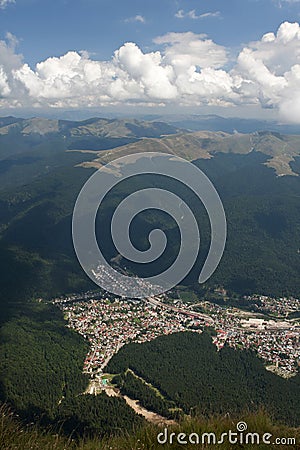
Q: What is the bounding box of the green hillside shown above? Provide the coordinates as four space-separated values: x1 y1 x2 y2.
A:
107 331 300 427
0 130 300 301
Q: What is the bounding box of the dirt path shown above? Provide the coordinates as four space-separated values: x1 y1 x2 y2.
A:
104 387 119 397
123 395 176 426
86 379 177 426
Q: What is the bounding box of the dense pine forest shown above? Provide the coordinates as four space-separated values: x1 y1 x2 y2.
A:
107 332 300 427
0 302 89 419
0 144 300 301
0 300 145 437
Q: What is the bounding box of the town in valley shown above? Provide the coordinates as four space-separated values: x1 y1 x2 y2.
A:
50 269 300 388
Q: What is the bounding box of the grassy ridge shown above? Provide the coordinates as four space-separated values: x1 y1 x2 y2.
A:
1 403 299 450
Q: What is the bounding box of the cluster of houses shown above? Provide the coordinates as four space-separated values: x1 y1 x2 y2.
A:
91 264 162 298
54 289 300 379
199 301 300 376
60 297 202 376
244 294 300 318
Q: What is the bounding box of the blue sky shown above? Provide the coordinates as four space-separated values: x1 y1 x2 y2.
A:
0 0 300 120
1 0 299 65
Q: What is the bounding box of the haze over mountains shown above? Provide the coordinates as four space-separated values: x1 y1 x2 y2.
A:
141 114 300 135
0 116 179 140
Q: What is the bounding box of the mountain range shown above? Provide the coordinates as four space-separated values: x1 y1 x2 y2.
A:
84 129 300 177
0 116 179 189
0 116 299 304
0 115 299 446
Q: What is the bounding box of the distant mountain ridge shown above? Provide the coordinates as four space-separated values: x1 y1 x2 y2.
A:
0 116 180 189
139 113 300 135
2 115 300 179
0 116 180 140
80 129 300 177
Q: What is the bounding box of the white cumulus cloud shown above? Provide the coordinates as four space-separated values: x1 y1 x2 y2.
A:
1 23 300 122
234 21 300 120
6 31 232 108
153 32 228 70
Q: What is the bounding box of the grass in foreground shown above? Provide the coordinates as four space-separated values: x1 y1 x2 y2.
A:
0 403 299 450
